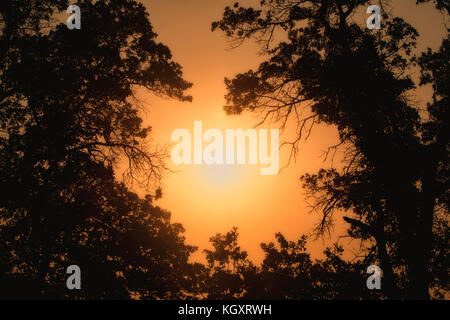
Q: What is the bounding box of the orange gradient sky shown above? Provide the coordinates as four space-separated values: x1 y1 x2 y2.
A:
131 0 448 263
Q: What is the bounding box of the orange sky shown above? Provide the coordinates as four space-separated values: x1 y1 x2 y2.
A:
132 0 448 263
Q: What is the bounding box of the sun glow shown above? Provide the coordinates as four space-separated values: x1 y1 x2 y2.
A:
140 0 448 262
196 164 245 189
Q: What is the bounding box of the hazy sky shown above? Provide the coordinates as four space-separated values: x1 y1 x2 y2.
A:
133 0 448 263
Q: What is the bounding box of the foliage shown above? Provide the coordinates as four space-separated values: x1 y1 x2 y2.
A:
213 0 449 299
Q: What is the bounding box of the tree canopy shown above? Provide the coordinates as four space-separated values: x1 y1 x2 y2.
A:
213 0 449 299
0 0 447 300
0 0 194 299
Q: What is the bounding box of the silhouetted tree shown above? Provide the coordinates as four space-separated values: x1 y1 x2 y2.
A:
0 180 198 299
213 0 449 299
256 234 316 299
416 0 450 14
201 229 380 300
202 227 256 299
0 0 195 298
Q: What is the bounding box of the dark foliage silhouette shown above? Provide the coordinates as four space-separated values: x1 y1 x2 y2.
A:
199 228 381 300
0 0 195 299
1 0 447 300
201 227 256 299
213 0 449 299
416 0 450 14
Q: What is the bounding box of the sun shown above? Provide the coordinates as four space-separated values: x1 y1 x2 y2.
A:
195 164 245 190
